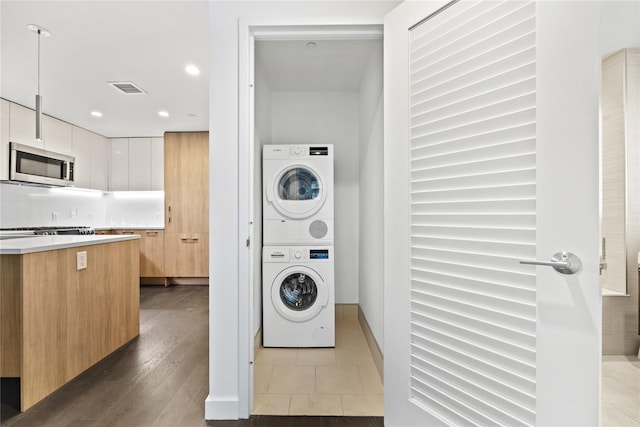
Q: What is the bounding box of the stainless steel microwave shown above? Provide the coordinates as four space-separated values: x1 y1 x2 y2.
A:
10 142 75 187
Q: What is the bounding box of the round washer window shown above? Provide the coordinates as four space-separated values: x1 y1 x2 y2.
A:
279 273 318 311
278 168 320 201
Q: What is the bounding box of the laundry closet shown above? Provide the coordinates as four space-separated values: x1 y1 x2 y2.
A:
250 36 385 415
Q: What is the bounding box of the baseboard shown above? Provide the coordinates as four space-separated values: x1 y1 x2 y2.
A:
140 277 167 286
358 306 383 381
205 395 239 420
167 277 209 285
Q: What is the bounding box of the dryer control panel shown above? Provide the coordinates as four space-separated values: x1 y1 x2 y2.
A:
263 246 332 263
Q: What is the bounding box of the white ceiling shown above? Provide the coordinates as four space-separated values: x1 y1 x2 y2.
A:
256 39 382 92
1 2 383 139
1 1 210 138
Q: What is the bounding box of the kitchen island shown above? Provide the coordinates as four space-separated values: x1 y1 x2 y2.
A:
0 234 140 411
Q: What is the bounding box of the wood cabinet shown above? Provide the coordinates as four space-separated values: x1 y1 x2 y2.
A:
0 239 140 411
114 229 165 279
164 131 208 279
164 232 209 277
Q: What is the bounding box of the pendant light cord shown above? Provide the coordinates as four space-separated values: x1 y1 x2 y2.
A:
37 29 40 96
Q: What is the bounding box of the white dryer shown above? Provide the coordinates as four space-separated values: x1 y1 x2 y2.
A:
262 246 335 347
263 145 333 246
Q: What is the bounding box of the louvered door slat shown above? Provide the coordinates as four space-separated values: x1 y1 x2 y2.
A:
409 1 536 425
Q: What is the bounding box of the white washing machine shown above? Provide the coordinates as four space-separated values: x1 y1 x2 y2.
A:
262 246 335 347
263 144 333 246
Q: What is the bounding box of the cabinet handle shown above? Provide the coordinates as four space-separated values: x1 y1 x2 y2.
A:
122 231 135 235
146 231 158 236
180 236 198 243
191 237 199 242
168 206 172 223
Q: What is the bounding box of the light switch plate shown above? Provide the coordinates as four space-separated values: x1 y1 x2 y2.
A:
76 251 87 270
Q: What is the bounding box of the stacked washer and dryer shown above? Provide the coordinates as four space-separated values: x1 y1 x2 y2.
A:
262 145 335 347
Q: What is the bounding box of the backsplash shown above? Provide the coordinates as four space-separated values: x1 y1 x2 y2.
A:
0 182 164 229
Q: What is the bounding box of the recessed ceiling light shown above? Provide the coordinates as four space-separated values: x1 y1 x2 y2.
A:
185 65 200 76
91 111 103 117
158 111 170 118
306 42 317 49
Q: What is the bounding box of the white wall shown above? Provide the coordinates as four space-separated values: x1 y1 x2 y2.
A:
357 42 384 351
208 1 398 420
600 0 640 55
252 57 272 336
271 91 360 303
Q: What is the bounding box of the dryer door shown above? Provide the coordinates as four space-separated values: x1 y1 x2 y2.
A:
271 266 329 322
267 165 327 219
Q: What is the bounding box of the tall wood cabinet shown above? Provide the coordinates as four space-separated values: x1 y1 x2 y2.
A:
164 132 209 278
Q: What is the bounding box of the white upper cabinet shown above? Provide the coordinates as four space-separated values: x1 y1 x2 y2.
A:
109 137 164 191
42 116 73 156
9 103 43 149
151 137 164 191
72 127 109 191
91 134 109 191
8 103 73 155
1 99 10 180
110 138 129 191
128 138 152 191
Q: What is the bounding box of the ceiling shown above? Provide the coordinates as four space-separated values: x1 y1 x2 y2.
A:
1 1 210 138
1 2 383 139
256 39 382 92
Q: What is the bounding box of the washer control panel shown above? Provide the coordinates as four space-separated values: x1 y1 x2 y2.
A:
263 246 332 263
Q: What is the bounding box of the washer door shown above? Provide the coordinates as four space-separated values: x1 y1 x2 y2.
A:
271 266 328 322
267 165 327 219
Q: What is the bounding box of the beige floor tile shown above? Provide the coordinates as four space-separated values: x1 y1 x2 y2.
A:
336 346 375 367
602 376 640 422
601 401 640 427
289 394 343 416
316 366 364 395
253 364 273 394
343 304 359 321
358 365 383 395
341 394 384 416
267 366 316 394
255 348 298 366
252 394 291 415
297 348 337 366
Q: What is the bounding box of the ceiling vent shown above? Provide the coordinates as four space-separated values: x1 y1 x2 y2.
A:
108 81 146 95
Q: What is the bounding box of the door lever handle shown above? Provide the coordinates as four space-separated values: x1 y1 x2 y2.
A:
519 251 582 275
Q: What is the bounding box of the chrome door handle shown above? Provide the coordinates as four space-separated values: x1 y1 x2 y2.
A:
519 251 582 275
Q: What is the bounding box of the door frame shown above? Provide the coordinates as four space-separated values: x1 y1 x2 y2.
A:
238 17 384 418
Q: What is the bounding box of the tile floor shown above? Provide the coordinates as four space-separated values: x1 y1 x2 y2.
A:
601 355 640 426
253 305 384 417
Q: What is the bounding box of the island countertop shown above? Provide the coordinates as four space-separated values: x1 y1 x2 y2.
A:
0 234 140 255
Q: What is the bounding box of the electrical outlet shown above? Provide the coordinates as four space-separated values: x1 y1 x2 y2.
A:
76 251 87 270
52 212 58 221
71 208 78 217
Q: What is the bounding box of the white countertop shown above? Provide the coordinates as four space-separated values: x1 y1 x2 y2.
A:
95 226 165 231
0 234 140 255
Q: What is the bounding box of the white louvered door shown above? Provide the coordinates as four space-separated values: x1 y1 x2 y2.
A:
384 1 600 426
